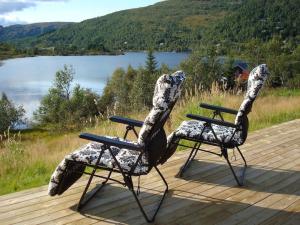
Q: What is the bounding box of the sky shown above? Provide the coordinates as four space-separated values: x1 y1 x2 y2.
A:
0 0 162 27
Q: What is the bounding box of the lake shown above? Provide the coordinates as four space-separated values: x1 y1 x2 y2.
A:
0 52 189 119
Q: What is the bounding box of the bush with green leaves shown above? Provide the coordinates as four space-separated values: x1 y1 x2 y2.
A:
180 46 224 91
34 65 100 130
0 93 25 133
99 51 165 113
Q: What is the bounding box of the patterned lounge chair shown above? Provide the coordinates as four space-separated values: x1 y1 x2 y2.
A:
48 71 186 223
168 64 269 186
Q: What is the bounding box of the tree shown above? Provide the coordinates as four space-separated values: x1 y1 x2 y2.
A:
54 65 74 100
98 68 127 112
0 93 25 132
34 65 100 130
130 68 155 109
180 46 222 91
146 50 157 74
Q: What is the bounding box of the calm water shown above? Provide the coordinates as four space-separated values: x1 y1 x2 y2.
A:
0 52 189 118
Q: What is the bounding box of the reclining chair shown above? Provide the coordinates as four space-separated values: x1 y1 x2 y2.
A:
167 64 268 186
48 71 186 223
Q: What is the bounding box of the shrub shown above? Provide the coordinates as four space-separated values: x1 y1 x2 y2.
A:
34 65 100 130
0 93 25 132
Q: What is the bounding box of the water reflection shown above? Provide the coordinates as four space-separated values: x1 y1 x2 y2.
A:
0 52 189 119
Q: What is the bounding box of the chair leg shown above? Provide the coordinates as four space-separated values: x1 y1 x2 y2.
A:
222 147 247 186
177 142 200 177
127 166 168 223
77 170 112 210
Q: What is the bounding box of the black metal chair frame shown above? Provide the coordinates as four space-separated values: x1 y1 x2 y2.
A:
176 103 247 186
68 116 168 223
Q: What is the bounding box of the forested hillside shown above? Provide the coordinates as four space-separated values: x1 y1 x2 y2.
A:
206 0 299 43
0 22 73 42
18 0 242 51
1 0 299 56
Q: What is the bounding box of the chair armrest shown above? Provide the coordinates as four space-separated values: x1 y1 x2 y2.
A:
79 133 143 151
186 114 237 128
200 103 238 115
109 116 144 127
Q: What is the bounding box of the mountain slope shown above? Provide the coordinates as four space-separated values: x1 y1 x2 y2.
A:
206 0 300 42
0 22 73 43
27 0 242 51
2 0 298 52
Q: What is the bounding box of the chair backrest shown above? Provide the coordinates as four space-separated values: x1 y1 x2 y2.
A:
234 64 269 144
138 71 186 166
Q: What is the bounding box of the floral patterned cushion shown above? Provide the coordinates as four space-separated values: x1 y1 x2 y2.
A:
168 120 243 146
235 64 269 125
138 71 186 145
48 137 149 196
67 140 148 174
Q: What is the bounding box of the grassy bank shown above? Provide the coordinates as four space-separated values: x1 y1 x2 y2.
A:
1 88 300 195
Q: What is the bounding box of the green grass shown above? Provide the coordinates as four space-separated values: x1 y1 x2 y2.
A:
263 88 300 97
0 161 53 195
1 88 300 195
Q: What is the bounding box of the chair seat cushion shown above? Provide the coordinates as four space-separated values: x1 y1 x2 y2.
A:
48 137 149 196
169 120 243 145
67 137 149 174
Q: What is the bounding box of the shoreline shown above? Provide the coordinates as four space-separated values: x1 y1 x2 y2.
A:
0 51 123 61
0 50 191 61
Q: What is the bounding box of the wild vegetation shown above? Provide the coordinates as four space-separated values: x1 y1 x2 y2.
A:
1 0 299 57
0 43 25 60
34 65 100 130
205 0 299 43
11 0 241 51
0 93 24 133
0 23 73 59
0 22 72 42
187 38 300 89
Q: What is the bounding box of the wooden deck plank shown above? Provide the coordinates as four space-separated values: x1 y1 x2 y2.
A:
259 199 300 225
0 119 299 225
156 153 300 225
125 154 300 225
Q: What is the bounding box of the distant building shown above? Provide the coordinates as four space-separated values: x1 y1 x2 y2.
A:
233 61 249 82
233 61 249 91
218 60 249 91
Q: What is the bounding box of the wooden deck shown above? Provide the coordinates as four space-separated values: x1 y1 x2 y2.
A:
1 120 300 225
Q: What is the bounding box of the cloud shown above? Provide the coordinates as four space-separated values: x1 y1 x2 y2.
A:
0 17 27 26
0 1 35 14
0 0 68 15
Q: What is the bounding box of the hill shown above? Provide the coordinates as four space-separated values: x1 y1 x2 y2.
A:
19 0 242 51
0 22 73 43
206 0 300 43
1 0 299 53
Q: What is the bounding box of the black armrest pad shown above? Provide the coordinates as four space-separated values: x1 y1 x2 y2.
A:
109 116 144 127
186 114 237 128
200 103 238 115
79 133 143 151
